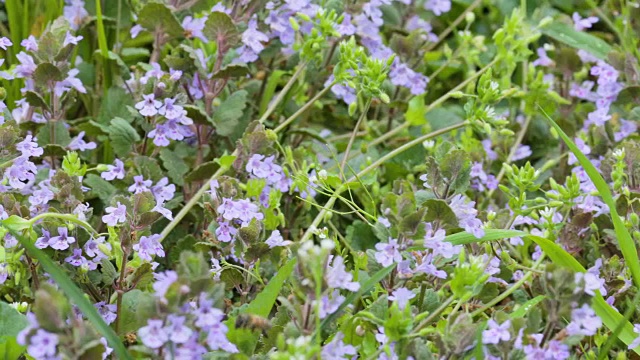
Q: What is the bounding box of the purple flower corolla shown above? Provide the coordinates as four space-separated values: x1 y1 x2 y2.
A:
68 131 96 151
4 157 37 189
615 119 637 141
415 253 446 278
325 75 357 105
138 319 169 349
16 135 43 157
406 15 438 42
336 13 356 36
378 216 391 228
158 98 184 120
21 35 38 51
95 302 117 325
389 62 429 95
101 159 125 181
192 293 225 328
15 52 36 78
374 237 403 267
130 24 143 39
133 234 165 262
511 144 532 161
321 332 357 360
482 139 498 161
151 177 176 203
64 0 89 30
586 107 611 127
265 230 292 248
217 198 264 225
165 315 193 344
236 17 269 64
65 248 87 266
63 31 83 46
128 175 152 194
182 16 207 41
482 319 511 344
26 329 58 358
49 227 76 250
449 194 484 238
317 290 345 319
135 93 162 117
389 287 415 310
425 0 451 16
532 47 553 67
205 322 239 353
326 256 360 292
629 324 640 349
0 263 7 284
424 223 460 258
153 270 178 299
573 12 598 31
566 304 602 336
0 37 12 50
102 202 127 227
84 236 111 261
35 229 52 249
215 221 237 243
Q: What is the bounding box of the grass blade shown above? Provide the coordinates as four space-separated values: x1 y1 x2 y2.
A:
541 22 612 60
527 234 640 353
408 229 526 251
539 107 640 289
509 295 546 319
3 227 131 359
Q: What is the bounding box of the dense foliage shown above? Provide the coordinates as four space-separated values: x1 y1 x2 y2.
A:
2 0 640 358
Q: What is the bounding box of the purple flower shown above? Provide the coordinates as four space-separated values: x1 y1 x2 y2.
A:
193 293 225 328
4 157 37 189
545 340 570 359
205 322 238 353
102 202 127 227
511 144 532 161
153 270 178 299
101 159 125 181
0 263 8 284
568 137 591 165
566 304 602 336
85 236 111 260
49 227 76 250
68 131 96 151
449 195 484 238
35 229 52 249
0 37 12 50
16 135 43 157
374 237 403 267
135 93 162 117
424 223 460 258
151 177 175 203
138 319 169 349
15 52 36 78
389 287 415 310
65 248 87 267
133 234 165 262
128 175 152 194
95 302 117 324
21 35 38 51
26 329 58 358
629 324 640 349
165 315 193 344
215 221 237 243
326 256 360 292
482 319 511 344
265 230 292 248
235 16 269 64
573 12 598 31
182 16 207 41
63 31 83 46
317 290 345 319
406 15 438 42
415 253 446 278
425 0 451 16
336 13 356 36
378 216 391 228
532 47 553 67
64 0 89 30
321 332 357 360
389 62 429 95
158 97 184 120
130 24 143 38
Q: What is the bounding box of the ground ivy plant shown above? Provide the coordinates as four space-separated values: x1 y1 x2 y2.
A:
1 0 640 359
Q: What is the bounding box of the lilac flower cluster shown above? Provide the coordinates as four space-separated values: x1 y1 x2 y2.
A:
134 91 195 147
3 135 42 190
138 278 238 357
246 153 292 205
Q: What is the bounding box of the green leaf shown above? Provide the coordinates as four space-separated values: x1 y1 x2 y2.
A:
541 22 612 60
36 121 71 147
118 290 156 335
509 295 546 319
99 87 135 124
1 228 132 359
408 229 526 251
212 64 249 79
526 234 640 353
260 70 285 114
405 95 426 126
84 174 118 203
213 90 248 137
137 3 183 37
203 11 239 45
160 148 189 186
0 302 27 337
24 91 49 111
108 117 140 157
33 63 64 85
0 336 25 360
540 108 640 289
226 257 297 354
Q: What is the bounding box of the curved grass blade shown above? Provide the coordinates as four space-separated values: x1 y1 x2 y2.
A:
509 295 546 319
319 264 395 331
407 229 526 251
527 234 640 353
539 107 640 290
3 227 131 359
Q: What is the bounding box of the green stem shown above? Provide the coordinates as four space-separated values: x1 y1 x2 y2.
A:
470 254 546 317
340 100 372 179
29 213 98 236
273 81 335 133
411 296 455 334
423 0 483 53
369 58 498 148
299 121 467 243
258 62 308 124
